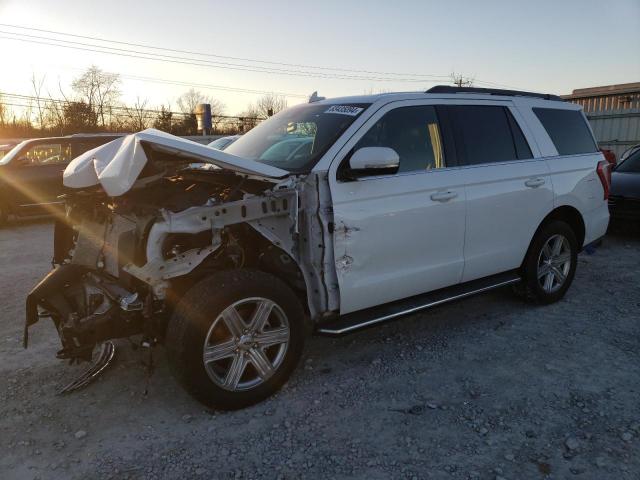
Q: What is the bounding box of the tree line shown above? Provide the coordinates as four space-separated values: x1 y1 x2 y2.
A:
0 66 289 139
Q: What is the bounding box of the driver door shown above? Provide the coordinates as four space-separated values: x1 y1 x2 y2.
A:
328 102 467 314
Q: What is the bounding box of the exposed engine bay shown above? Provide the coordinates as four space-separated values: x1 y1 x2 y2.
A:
25 134 336 363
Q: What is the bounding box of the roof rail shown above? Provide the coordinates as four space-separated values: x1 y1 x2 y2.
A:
426 85 564 102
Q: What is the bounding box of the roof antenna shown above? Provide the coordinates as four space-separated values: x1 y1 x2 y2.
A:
309 91 325 103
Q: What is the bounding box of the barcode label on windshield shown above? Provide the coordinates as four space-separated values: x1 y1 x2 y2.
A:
324 105 364 116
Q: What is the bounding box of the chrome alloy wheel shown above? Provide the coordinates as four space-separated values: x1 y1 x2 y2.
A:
203 297 290 392
537 234 572 293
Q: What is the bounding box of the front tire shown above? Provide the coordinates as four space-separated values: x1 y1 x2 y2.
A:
165 269 306 410
521 220 578 304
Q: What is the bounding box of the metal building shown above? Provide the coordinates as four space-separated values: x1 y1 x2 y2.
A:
563 82 640 160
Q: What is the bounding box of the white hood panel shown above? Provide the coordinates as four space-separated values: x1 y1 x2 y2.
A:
64 129 288 197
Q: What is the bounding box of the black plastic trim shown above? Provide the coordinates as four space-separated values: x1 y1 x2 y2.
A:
316 270 521 336
426 85 564 102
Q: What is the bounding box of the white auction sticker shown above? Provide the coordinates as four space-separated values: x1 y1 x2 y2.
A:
324 105 364 116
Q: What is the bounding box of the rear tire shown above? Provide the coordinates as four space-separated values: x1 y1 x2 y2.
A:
520 221 578 304
165 269 306 410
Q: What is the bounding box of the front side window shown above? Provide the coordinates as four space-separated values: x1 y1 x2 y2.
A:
352 105 445 173
448 105 532 166
20 143 72 166
533 108 597 156
225 103 369 172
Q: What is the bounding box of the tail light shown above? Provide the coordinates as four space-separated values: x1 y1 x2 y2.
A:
596 160 612 200
599 148 617 166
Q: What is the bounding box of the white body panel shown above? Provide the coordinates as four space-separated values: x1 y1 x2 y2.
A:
460 158 554 281
331 169 466 314
316 93 609 315
518 102 609 247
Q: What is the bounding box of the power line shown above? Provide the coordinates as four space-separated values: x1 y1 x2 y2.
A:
3 60 310 100
119 74 309 99
0 23 453 80
0 31 445 83
0 24 523 90
0 93 265 119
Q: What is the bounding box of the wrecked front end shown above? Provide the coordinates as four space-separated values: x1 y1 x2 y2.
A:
25 132 310 364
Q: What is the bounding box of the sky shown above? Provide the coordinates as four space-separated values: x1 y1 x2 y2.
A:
0 0 638 116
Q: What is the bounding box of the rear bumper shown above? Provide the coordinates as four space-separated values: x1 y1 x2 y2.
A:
583 201 610 247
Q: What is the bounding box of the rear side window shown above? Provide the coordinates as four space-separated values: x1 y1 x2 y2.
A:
447 105 532 166
533 108 597 156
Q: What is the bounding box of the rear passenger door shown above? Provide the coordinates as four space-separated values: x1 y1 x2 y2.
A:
443 103 554 282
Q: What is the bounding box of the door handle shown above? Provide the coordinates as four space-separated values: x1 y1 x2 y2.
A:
525 177 545 188
430 191 458 202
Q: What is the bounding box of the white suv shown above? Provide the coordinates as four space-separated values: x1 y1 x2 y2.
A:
26 86 610 409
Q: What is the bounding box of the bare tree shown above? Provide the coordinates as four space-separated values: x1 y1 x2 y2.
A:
237 104 262 132
124 97 151 132
254 93 287 117
450 72 475 87
176 88 225 116
0 92 8 125
31 74 47 130
72 66 121 128
43 99 65 135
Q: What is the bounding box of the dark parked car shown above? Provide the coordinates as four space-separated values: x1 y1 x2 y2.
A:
0 134 121 224
609 145 640 224
0 142 18 161
207 135 240 150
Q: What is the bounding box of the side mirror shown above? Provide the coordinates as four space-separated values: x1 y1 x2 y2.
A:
348 147 399 178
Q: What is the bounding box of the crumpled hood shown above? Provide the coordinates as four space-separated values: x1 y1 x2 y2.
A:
63 129 288 197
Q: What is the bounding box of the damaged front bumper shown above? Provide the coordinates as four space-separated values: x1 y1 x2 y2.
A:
25 186 301 362
25 264 150 361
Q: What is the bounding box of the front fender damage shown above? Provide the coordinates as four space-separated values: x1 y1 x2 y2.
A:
23 186 311 366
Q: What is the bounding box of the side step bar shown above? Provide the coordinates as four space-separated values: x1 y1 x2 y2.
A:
316 271 521 336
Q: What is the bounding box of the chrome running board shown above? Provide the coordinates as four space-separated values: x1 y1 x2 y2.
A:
316 271 521 336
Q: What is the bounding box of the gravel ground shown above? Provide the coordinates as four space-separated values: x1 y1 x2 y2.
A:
0 218 639 480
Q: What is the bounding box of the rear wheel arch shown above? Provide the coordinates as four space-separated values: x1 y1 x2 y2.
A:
516 220 579 304
528 206 586 259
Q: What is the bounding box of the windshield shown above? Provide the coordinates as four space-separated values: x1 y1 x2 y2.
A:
224 103 369 172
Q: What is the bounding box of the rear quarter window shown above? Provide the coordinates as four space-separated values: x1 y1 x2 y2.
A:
533 108 597 156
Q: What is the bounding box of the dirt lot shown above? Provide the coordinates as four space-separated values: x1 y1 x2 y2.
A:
0 219 638 480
